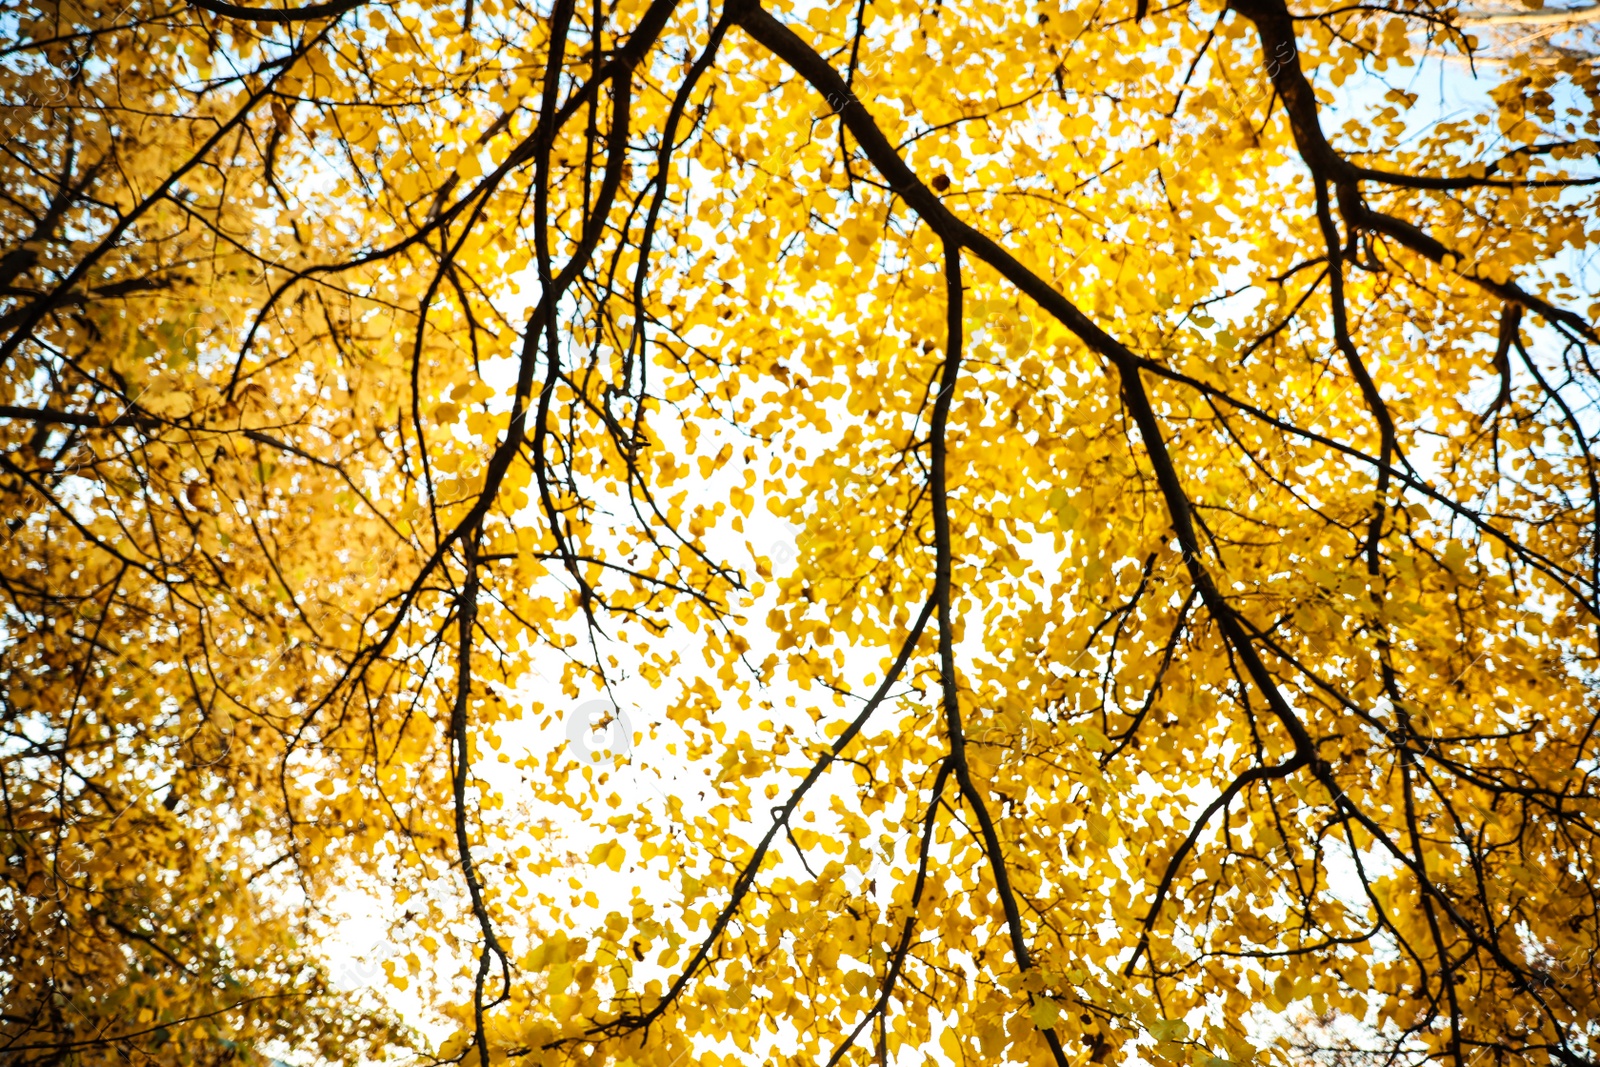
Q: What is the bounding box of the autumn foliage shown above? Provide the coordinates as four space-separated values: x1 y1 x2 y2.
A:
2 0 1600 1064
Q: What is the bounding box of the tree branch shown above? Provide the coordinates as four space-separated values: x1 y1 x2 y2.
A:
185 0 367 23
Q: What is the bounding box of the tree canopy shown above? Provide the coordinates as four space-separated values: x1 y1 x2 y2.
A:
3 0 1600 1064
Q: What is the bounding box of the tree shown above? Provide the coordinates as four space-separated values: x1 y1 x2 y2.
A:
1 0 1598 1063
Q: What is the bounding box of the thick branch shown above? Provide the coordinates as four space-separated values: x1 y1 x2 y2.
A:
185 0 366 23
451 533 511 1067
1229 0 1597 341
735 1 1318 759
930 237 1072 1067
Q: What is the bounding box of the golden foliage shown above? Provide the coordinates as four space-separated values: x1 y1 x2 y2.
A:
1 0 1598 1064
